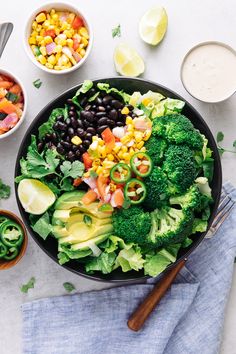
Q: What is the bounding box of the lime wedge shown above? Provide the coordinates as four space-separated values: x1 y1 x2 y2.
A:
18 179 56 215
114 43 145 77
139 6 168 46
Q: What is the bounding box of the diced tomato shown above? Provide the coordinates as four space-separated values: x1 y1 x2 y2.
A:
9 84 22 95
82 152 93 169
97 175 109 200
0 75 11 81
81 189 97 205
73 177 82 187
0 98 17 114
0 81 14 90
44 29 56 38
72 16 84 29
138 164 149 174
112 189 124 207
73 38 80 51
101 127 115 152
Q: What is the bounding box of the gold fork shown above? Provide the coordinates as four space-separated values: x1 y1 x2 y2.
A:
127 192 235 331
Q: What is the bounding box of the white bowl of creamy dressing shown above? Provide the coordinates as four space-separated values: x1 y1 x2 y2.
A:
181 41 236 103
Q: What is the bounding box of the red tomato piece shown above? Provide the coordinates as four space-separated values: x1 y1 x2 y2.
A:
72 16 84 29
82 152 93 169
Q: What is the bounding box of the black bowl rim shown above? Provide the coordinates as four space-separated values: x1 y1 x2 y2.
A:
14 76 222 283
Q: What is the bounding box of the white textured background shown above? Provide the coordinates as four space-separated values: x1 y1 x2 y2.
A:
0 0 236 353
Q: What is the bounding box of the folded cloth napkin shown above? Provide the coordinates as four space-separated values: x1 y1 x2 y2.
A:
22 182 236 354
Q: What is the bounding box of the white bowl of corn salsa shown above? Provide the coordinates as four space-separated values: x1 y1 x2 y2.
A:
24 2 93 74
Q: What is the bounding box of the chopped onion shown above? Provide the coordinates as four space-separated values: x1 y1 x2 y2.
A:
127 140 135 147
115 142 122 147
46 42 56 55
136 187 144 194
110 193 117 207
72 50 81 63
133 108 144 116
62 46 73 59
104 193 111 203
83 177 97 190
112 127 125 139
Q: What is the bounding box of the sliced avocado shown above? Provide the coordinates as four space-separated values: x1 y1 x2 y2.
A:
66 213 111 230
59 223 113 244
71 234 109 251
72 202 112 219
54 191 85 210
52 225 69 238
52 209 72 224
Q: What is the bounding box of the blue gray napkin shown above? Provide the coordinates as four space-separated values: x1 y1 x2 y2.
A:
22 182 236 354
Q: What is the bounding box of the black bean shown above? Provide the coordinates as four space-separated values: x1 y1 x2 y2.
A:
65 136 71 143
75 150 81 158
80 97 88 107
102 95 113 105
61 141 72 150
83 111 95 122
51 132 57 143
77 120 84 129
60 132 66 138
57 121 67 131
131 113 137 118
37 142 44 152
91 104 97 110
84 105 91 111
95 111 106 119
56 143 65 155
45 133 52 142
83 139 91 147
69 110 76 118
127 104 134 111
106 105 111 111
98 117 109 126
72 145 79 152
97 125 109 134
85 132 93 141
70 105 76 111
53 122 60 131
88 88 96 96
86 127 96 135
57 115 64 122
107 119 115 127
97 106 106 112
95 96 103 105
67 151 76 161
111 100 123 109
70 117 78 128
47 142 53 148
76 128 86 138
79 145 86 154
68 127 74 137
83 120 92 128
109 109 118 120
67 99 73 105
116 121 124 127
65 118 71 125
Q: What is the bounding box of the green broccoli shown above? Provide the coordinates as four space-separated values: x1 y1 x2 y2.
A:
163 145 196 193
144 136 168 165
192 218 208 234
143 167 170 210
169 185 201 210
152 114 204 150
147 206 194 248
112 206 152 245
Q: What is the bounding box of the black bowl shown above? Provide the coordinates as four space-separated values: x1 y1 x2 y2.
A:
15 77 222 283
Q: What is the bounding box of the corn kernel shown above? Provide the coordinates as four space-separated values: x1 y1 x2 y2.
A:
142 98 152 106
44 35 53 44
123 152 130 160
45 63 53 69
98 146 107 158
120 135 130 144
126 116 133 125
137 141 144 149
29 37 36 45
121 146 128 153
110 183 116 192
40 29 45 36
79 27 89 39
113 145 121 153
68 13 76 24
81 37 89 47
93 158 101 166
98 139 105 146
36 35 43 43
134 131 143 143
32 21 38 29
140 147 146 152
55 52 61 61
117 151 124 159
129 148 135 156
127 124 134 132
103 171 110 178
54 44 62 53
96 166 103 175
121 106 129 115
38 55 47 65
50 9 56 15
64 30 74 39
107 154 114 161
36 12 46 23
80 49 86 57
66 39 73 47
47 54 56 65
103 161 115 169
38 46 46 56
92 136 99 142
143 130 152 141
71 136 82 145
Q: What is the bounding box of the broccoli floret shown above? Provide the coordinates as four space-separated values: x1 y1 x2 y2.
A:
192 218 208 234
144 136 168 165
147 206 194 248
169 185 201 210
163 145 196 193
112 206 152 245
143 167 170 210
152 114 204 150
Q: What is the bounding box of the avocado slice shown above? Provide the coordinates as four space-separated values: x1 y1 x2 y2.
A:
71 234 109 251
52 209 72 224
66 213 111 230
52 225 69 239
54 191 85 210
72 202 112 219
58 223 113 244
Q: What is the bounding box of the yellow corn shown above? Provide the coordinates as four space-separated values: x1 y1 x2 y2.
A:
96 166 103 175
45 63 53 69
81 37 89 47
98 139 105 146
80 49 86 57
113 145 121 154
142 98 151 106
143 130 152 141
121 106 129 115
39 46 46 56
36 35 44 44
107 154 115 161
55 52 61 61
92 136 99 142
66 39 74 47
117 151 124 159
32 21 38 29
29 37 36 45
127 124 134 132
52 13 58 21
38 55 47 65
79 27 89 39
36 12 46 23
126 116 133 125
136 141 144 149
44 35 53 44
64 29 74 39
123 152 130 160
134 131 143 143
102 160 115 169
54 45 62 53
71 136 82 145
103 170 110 178
47 54 56 65
129 147 135 156
42 20 50 29
120 135 130 144
121 146 128 153
50 9 56 16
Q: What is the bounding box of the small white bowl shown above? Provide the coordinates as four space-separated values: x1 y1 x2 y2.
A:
24 2 93 75
0 69 27 140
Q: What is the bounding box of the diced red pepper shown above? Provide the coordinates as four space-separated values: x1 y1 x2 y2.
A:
73 38 80 51
101 127 115 152
82 152 93 169
97 175 109 200
72 16 84 29
0 98 17 114
73 177 82 187
44 29 56 38
81 189 97 205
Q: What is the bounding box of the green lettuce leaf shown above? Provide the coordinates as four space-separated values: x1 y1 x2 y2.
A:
115 245 145 272
38 108 65 140
31 212 52 240
75 80 93 96
97 83 130 103
85 252 116 274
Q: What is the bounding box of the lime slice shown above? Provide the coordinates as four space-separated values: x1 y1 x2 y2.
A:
18 179 56 215
139 6 168 46
114 43 145 77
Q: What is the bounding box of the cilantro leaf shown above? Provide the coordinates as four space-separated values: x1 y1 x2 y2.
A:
63 282 76 293
60 160 84 184
216 131 224 143
233 140 236 148
31 212 52 240
38 108 65 140
20 277 36 293
0 179 10 199
112 24 121 38
33 79 42 89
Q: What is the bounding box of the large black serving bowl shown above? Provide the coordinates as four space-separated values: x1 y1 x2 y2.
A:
15 77 222 283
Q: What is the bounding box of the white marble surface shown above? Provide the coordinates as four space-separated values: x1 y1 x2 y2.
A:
0 0 236 353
